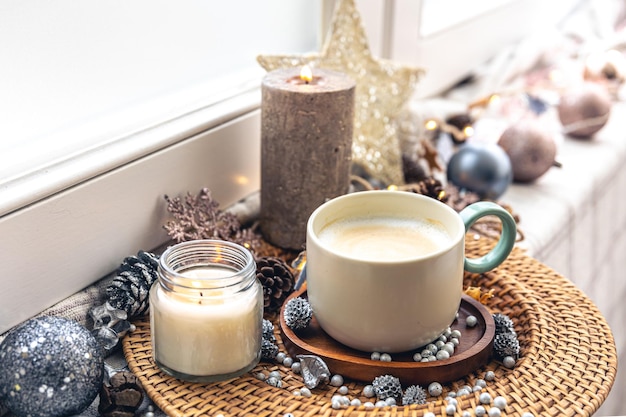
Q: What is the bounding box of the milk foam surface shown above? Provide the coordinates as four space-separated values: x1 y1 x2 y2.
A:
318 216 450 261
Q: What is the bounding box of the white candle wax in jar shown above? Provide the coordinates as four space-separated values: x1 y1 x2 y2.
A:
149 240 263 382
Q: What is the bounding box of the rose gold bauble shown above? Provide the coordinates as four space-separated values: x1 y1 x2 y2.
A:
498 122 557 183
557 82 611 138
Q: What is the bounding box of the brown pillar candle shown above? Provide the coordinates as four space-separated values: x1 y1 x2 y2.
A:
261 66 355 249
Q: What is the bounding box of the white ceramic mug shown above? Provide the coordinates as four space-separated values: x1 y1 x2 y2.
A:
305 190 516 352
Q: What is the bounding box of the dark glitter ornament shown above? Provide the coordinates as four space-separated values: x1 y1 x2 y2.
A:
283 297 313 330
447 142 512 200
372 374 402 400
0 316 104 417
402 384 427 405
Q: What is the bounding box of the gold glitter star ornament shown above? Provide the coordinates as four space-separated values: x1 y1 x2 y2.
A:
257 0 424 185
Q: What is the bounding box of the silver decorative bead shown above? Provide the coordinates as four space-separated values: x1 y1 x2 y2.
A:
283 357 294 367
503 356 516 368
475 378 487 388
363 401 375 409
371 351 381 361
375 400 387 407
475 405 486 416
485 370 496 381
269 370 281 379
488 407 502 417
428 382 443 396
385 397 397 406
456 388 470 397
436 350 450 360
330 374 344 387
446 404 456 415
363 384 375 398
380 353 392 362
466 315 478 327
276 352 286 362
291 362 301 374
479 392 492 404
300 387 312 398
413 352 422 361
493 396 507 409
451 329 462 339
447 397 458 407
338 385 349 395
350 398 362 406
425 413 436 417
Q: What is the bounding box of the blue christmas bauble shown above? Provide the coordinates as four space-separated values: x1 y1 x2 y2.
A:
0 316 104 417
447 142 512 200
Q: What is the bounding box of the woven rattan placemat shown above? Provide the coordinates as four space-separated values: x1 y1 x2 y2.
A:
123 237 617 417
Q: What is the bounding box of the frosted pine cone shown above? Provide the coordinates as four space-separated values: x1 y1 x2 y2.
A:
372 374 402 400
402 385 427 405
260 339 279 360
106 251 159 318
283 297 313 330
493 313 516 335
493 332 520 359
262 319 276 343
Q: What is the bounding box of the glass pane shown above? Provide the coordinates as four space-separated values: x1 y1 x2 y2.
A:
0 0 320 182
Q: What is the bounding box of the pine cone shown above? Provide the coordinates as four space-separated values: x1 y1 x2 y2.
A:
408 177 448 202
402 385 427 405
256 257 295 313
493 332 520 359
106 251 159 319
283 297 313 330
372 374 402 400
402 154 428 183
492 313 516 335
260 339 279 360
98 371 144 417
262 318 276 343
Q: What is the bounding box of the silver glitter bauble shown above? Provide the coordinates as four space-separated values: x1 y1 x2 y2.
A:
0 316 104 417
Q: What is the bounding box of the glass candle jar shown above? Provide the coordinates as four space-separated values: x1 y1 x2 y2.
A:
149 239 263 382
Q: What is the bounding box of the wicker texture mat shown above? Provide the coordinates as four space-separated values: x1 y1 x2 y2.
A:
123 237 617 417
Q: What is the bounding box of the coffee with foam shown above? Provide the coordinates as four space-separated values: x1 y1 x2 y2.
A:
318 216 450 261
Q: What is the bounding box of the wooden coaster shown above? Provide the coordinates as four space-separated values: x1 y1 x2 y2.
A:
279 287 495 385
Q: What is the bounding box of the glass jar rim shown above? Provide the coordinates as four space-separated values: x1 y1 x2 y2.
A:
158 239 255 291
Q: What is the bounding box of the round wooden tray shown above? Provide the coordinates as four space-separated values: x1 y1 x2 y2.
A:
279 286 495 385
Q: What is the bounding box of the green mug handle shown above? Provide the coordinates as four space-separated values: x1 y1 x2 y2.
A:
459 201 517 273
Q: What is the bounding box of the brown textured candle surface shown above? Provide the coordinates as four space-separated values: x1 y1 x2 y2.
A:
261 67 355 249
